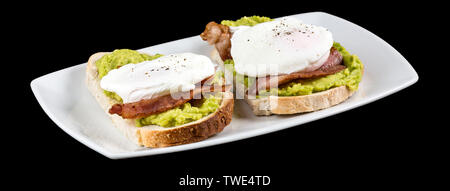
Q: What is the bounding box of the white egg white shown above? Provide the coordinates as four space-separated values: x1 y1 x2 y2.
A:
230 17 333 77
100 53 215 103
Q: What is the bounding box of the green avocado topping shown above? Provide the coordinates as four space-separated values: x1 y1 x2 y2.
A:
258 42 363 97
135 95 222 127
96 49 163 79
259 42 364 96
224 42 363 97
221 16 273 27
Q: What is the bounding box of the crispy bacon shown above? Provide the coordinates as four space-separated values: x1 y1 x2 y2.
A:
200 22 232 60
109 85 231 119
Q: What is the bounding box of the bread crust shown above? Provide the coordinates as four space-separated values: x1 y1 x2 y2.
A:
86 52 234 147
245 86 353 115
210 48 358 116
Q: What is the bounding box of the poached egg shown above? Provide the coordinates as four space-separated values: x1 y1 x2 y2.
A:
100 53 215 103
230 17 333 77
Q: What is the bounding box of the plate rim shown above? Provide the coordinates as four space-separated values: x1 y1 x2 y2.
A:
30 66 112 158
30 11 419 159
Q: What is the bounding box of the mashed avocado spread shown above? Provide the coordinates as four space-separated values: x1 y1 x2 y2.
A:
135 95 222 127
258 42 363 97
96 49 163 79
223 42 363 97
221 16 273 27
95 49 222 128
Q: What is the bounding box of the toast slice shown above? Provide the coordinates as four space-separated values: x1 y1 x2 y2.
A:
210 48 355 116
86 52 234 147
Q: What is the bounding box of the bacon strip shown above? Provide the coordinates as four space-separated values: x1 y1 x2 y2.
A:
248 47 344 95
200 22 232 60
109 85 231 119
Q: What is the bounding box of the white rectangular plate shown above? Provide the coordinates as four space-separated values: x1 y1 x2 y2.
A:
31 12 418 159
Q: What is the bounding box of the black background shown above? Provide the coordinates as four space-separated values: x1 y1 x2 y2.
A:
11 1 441 189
